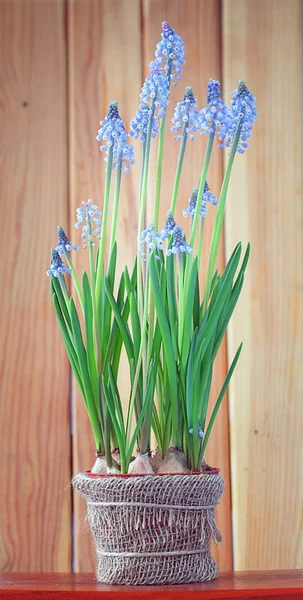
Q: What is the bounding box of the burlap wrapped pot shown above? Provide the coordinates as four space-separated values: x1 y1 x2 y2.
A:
72 471 224 586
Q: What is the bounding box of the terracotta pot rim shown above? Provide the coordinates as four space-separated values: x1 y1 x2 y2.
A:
85 468 220 478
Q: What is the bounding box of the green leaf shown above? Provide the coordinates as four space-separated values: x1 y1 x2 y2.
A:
196 243 242 362
193 270 200 329
69 297 101 447
185 329 197 427
212 243 250 360
103 241 118 350
51 277 71 331
200 343 243 461
149 253 179 445
129 294 141 360
52 292 85 401
104 276 134 363
181 257 198 366
108 364 125 437
102 376 126 470
82 272 98 394
127 356 158 464
104 270 126 378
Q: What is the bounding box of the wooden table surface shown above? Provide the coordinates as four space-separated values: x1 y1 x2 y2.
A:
0 571 302 599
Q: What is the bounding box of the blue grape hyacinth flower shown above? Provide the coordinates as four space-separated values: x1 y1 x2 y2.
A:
130 61 169 142
161 213 192 256
155 21 185 83
218 80 258 153
200 78 229 137
166 225 192 256
96 100 135 173
56 226 79 255
138 223 163 260
183 184 218 219
189 426 204 438
75 199 102 248
171 86 201 141
46 249 72 278
160 211 177 240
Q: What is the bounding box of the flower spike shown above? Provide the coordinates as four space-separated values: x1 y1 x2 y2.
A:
218 80 258 153
155 22 185 83
56 226 79 255
171 86 201 141
130 61 169 142
160 211 192 256
183 184 218 219
138 223 163 260
200 78 229 137
46 249 72 278
96 100 135 173
75 199 102 248
166 225 192 256
160 211 177 240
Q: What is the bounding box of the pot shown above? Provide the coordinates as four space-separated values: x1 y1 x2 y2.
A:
72 470 224 585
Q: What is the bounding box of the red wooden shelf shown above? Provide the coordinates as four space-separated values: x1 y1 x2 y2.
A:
0 571 302 599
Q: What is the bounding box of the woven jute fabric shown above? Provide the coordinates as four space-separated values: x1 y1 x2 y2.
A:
72 472 224 586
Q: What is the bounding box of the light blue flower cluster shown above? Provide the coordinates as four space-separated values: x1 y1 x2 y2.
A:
96 101 135 173
130 61 169 142
75 199 102 248
160 211 177 240
200 78 229 137
138 223 163 260
155 21 185 82
189 425 204 438
171 87 201 141
218 80 258 153
56 226 79 255
167 225 192 256
161 211 192 256
183 183 218 219
46 249 72 278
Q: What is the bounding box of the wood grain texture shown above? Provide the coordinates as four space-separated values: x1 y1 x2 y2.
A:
67 0 142 572
0 572 302 599
142 0 232 571
223 0 303 570
0 0 71 571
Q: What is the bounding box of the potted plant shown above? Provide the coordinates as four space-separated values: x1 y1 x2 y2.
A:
47 22 257 586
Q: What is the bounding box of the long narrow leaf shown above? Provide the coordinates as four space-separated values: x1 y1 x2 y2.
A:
149 253 179 445
82 272 98 393
104 276 134 363
199 343 243 461
52 293 85 401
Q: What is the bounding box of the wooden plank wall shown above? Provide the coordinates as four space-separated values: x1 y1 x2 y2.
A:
222 0 303 570
67 0 142 571
0 0 71 571
0 0 302 574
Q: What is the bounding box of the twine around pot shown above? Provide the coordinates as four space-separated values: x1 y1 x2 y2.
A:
72 471 224 586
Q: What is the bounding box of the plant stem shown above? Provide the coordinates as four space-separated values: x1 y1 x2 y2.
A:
126 269 150 448
109 159 122 252
138 101 155 237
137 101 155 382
170 128 187 216
153 59 172 227
64 252 84 312
58 273 69 305
197 217 205 270
153 114 166 230
95 148 113 303
177 252 185 352
189 133 214 249
179 134 214 351
201 120 243 318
